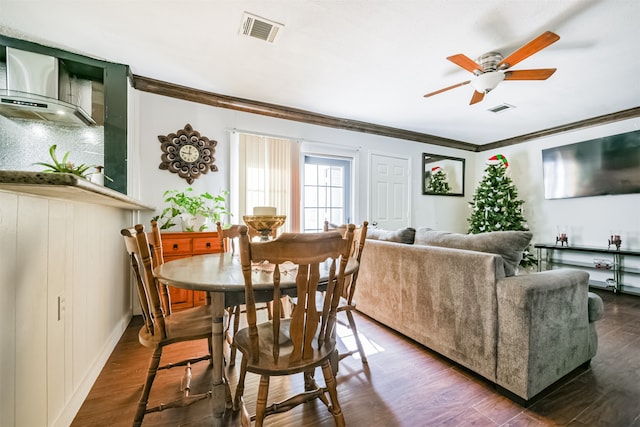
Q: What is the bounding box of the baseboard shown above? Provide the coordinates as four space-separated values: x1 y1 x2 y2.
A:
52 311 133 427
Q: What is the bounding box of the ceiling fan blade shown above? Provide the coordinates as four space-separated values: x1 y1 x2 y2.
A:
447 54 483 73
424 80 471 98
470 91 485 105
504 68 557 80
498 31 560 69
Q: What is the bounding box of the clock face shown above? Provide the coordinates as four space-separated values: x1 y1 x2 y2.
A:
179 144 200 162
158 124 218 184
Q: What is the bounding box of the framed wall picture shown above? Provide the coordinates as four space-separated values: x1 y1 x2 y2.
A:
422 153 465 196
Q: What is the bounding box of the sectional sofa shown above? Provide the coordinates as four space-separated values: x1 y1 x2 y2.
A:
354 227 604 403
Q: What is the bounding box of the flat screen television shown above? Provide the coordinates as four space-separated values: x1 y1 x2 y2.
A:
542 130 640 199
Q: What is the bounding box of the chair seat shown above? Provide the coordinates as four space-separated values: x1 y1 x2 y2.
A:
234 318 337 376
138 304 213 348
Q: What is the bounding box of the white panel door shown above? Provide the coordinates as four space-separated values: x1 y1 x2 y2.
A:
370 153 411 229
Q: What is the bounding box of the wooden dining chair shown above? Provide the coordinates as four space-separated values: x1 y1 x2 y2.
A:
217 221 243 366
121 224 213 426
217 221 242 254
324 220 369 364
233 225 355 427
217 221 274 367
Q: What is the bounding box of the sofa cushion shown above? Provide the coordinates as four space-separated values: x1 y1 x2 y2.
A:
366 227 416 244
414 229 532 276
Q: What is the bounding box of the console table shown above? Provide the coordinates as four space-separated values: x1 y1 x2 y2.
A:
535 243 640 294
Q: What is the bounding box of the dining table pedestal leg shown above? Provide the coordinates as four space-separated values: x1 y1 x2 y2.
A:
210 292 233 424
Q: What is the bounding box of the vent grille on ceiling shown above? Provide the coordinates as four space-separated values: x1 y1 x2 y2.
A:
240 12 283 43
488 103 516 114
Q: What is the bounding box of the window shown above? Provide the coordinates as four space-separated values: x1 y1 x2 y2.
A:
230 132 357 234
303 156 352 232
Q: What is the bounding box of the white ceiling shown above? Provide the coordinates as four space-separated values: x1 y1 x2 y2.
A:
1 0 639 146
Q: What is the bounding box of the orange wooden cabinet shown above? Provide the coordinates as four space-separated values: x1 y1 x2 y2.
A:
160 231 221 311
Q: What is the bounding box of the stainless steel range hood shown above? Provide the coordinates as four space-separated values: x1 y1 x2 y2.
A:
0 47 97 126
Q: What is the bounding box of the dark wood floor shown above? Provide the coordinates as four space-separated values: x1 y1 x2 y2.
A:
72 289 640 426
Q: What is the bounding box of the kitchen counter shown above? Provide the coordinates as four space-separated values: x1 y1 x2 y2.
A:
0 170 154 210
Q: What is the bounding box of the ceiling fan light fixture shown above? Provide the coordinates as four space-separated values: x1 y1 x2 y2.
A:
471 71 505 94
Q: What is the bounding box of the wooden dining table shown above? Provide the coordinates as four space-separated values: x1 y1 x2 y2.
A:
153 252 358 425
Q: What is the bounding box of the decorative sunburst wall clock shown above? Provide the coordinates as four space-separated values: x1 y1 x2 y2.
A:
158 124 218 184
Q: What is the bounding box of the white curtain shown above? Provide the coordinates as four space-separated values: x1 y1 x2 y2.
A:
237 133 300 232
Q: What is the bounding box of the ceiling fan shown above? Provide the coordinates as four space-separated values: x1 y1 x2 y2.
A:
424 31 560 105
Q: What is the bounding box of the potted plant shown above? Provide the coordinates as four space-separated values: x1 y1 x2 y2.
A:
34 144 96 178
201 190 231 226
153 188 230 231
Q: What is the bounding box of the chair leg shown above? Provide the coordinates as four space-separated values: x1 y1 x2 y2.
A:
266 301 273 320
303 369 316 391
279 296 287 318
133 346 162 427
224 306 234 344
254 375 270 427
233 356 248 411
229 305 241 366
321 360 345 427
345 310 367 364
207 336 214 367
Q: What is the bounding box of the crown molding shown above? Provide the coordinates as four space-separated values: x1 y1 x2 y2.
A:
133 75 639 153
133 75 477 151
479 106 640 152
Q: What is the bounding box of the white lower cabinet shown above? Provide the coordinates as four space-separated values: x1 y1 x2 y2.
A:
0 191 135 427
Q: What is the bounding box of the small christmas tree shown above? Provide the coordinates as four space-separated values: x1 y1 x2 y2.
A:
426 166 451 194
467 155 536 269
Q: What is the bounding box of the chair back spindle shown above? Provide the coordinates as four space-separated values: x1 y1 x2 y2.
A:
148 220 172 315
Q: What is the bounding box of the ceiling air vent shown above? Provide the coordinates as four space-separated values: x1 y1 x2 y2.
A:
240 12 283 43
488 103 516 114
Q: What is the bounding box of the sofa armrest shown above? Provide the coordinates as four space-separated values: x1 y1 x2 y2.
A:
588 291 604 322
495 269 593 400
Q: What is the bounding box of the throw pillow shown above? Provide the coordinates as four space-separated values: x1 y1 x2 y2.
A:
414 230 533 276
414 227 433 243
366 227 416 244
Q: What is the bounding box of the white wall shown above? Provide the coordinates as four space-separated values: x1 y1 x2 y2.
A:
133 91 639 248
133 90 475 233
475 118 640 249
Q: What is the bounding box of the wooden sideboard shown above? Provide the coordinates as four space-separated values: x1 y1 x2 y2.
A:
160 231 221 310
